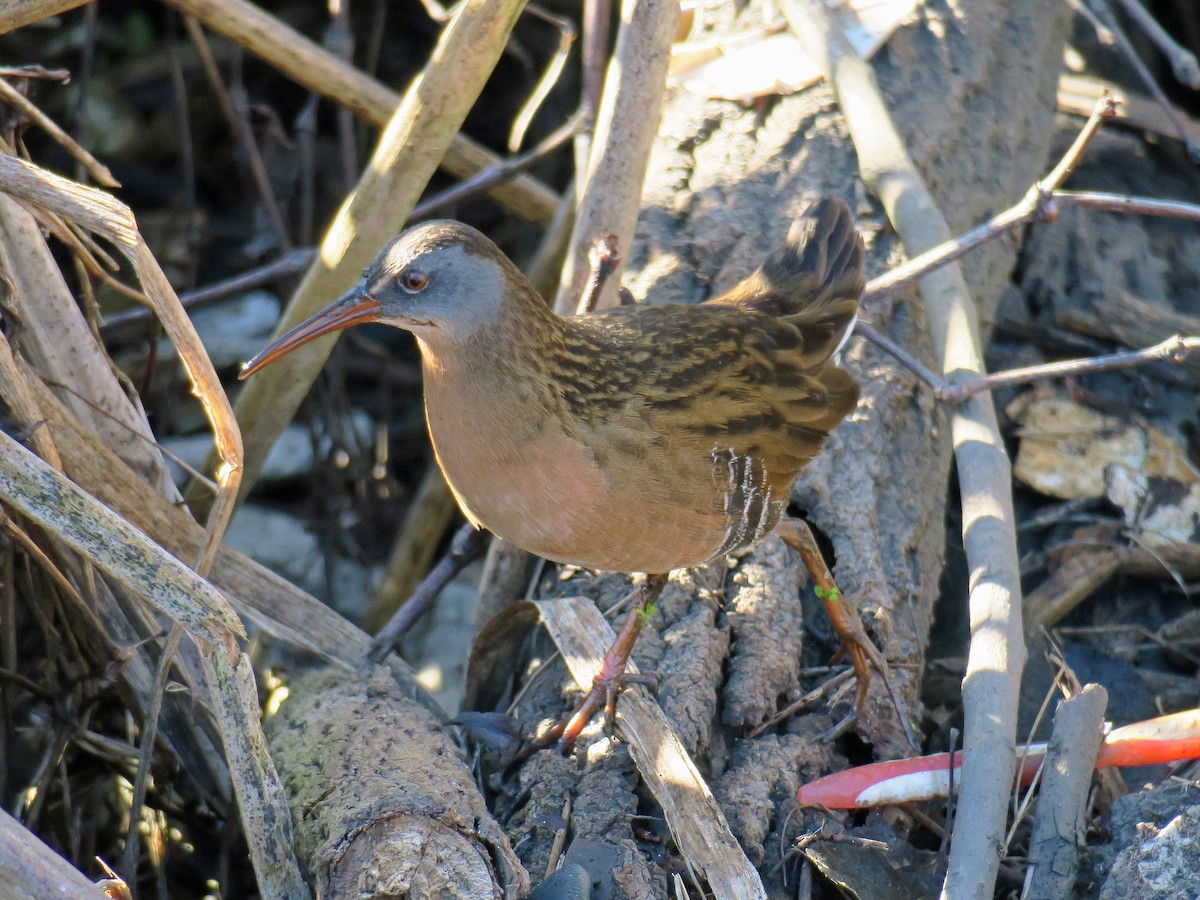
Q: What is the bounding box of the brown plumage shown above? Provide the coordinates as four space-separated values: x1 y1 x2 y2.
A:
243 199 872 749
243 199 864 575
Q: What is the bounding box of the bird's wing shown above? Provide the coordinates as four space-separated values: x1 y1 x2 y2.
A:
706 196 864 367
563 304 859 496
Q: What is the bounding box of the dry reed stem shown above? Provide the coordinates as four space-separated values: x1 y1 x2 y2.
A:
551 0 680 314
787 3 1025 896
158 0 558 225
0 154 241 575
0 173 238 797
0 808 108 898
199 636 311 900
0 330 61 469
0 0 89 34
223 0 529 500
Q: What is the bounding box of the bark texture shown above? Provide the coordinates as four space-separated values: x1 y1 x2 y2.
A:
266 666 528 898
479 1 1070 895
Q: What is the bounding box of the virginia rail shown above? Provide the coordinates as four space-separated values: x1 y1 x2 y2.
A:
242 198 879 748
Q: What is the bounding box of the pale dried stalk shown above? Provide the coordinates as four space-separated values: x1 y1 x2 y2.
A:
0 154 241 575
0 430 242 645
225 0 528 499
199 635 311 900
0 78 118 187
787 3 1024 897
551 0 680 314
0 808 108 898
536 596 767 899
0 330 61 469
0 0 89 34
0 411 312 899
158 0 558 225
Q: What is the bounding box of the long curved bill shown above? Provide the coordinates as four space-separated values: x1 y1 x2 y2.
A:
239 285 381 380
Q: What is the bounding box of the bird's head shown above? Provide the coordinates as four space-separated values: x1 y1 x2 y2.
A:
240 221 518 379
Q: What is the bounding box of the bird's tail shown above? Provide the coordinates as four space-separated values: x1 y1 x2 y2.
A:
708 197 864 366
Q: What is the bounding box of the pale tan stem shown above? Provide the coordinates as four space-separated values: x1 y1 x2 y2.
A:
788 3 1026 896
0 0 89 34
551 0 680 314
158 0 558 224
223 0 529 502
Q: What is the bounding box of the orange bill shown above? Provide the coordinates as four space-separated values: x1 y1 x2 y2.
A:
239 286 381 379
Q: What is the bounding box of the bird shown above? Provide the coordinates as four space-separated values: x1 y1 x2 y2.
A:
242 197 880 749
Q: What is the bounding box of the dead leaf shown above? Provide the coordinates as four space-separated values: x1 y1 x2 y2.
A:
1010 392 1199 500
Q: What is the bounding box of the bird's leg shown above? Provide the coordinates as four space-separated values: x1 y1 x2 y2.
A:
537 573 667 754
777 518 916 748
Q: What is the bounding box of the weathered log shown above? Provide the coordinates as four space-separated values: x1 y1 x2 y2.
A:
266 666 529 898
487 1 1070 895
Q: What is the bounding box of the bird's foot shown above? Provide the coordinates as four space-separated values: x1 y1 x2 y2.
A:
778 518 918 750
514 665 659 763
514 574 669 762
555 668 659 752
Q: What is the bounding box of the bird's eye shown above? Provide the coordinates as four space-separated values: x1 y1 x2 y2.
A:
401 269 429 293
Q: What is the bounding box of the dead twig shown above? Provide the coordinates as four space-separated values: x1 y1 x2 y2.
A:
412 110 583 222
101 247 317 331
1111 0 1200 88
860 95 1119 304
551 0 680 315
1083 0 1200 160
852 97 1200 402
0 78 118 187
1026 542 1200 630
1022 684 1108 899
787 3 1025 896
157 0 559 225
217 0 531 503
937 335 1200 403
